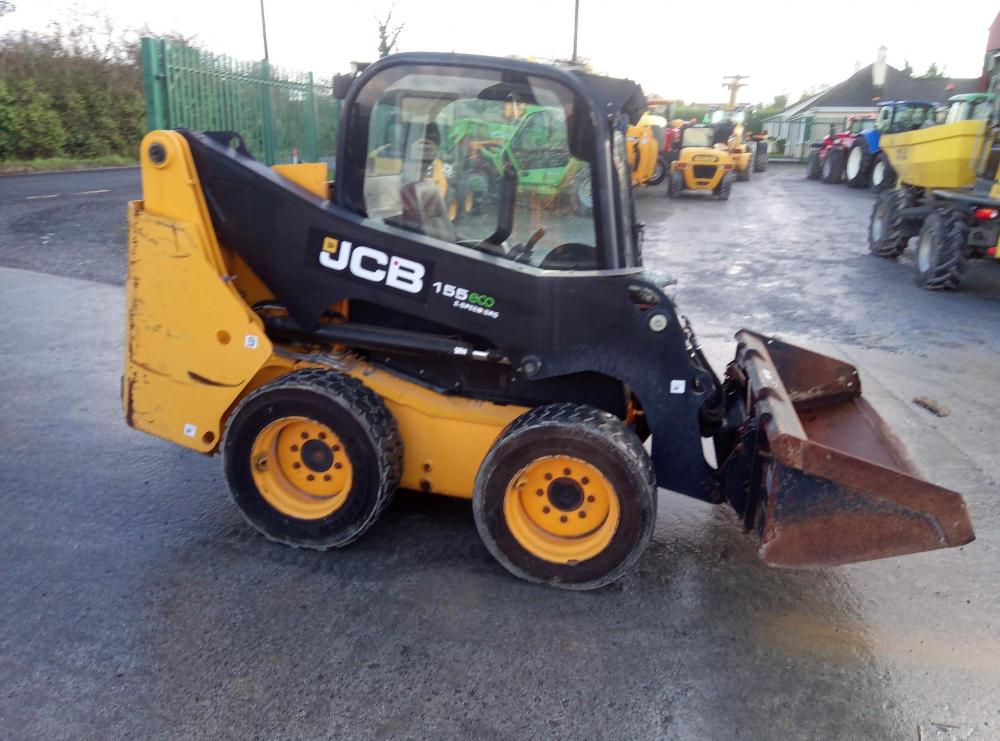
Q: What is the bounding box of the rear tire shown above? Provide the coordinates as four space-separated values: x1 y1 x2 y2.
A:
806 149 822 179
736 162 751 182
472 403 656 590
914 208 969 290
223 369 402 550
754 141 768 172
870 152 896 193
821 147 845 183
713 172 732 200
845 139 872 188
647 154 667 186
868 189 909 258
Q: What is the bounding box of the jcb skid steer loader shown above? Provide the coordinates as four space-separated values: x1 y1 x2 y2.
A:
124 53 974 589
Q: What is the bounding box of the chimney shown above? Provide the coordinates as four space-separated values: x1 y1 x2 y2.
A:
873 46 888 88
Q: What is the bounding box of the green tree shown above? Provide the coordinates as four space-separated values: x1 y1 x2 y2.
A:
919 62 945 79
902 59 913 76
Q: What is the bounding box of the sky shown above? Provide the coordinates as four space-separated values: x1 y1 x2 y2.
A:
1 0 995 105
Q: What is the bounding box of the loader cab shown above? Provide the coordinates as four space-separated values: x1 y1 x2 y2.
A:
876 101 937 134
337 54 644 271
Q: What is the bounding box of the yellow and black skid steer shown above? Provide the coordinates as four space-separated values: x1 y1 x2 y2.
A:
124 52 974 589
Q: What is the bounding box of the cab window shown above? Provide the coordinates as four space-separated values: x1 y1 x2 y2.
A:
360 68 599 270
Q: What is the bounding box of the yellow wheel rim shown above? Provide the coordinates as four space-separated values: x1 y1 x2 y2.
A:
503 455 620 564
250 416 353 520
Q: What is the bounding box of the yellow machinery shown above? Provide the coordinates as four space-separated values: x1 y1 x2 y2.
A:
626 119 663 186
124 53 973 590
880 119 990 190
869 73 1000 290
667 125 735 199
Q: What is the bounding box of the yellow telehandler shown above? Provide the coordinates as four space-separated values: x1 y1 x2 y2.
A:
123 53 973 589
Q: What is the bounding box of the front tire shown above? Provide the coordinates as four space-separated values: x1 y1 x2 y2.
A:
868 189 909 258
914 208 969 290
667 170 684 198
713 172 733 200
821 147 845 184
870 152 896 193
736 162 751 182
845 139 872 188
473 403 656 590
806 149 822 179
223 369 403 549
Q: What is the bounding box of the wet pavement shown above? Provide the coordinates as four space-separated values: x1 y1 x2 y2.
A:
1 166 999 739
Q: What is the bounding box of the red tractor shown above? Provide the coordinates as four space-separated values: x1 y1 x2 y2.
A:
806 114 877 183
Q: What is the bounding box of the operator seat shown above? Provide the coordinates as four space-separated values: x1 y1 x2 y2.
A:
398 136 457 244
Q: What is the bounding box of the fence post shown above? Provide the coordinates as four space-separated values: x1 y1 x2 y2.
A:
305 72 320 162
140 37 168 131
259 60 277 165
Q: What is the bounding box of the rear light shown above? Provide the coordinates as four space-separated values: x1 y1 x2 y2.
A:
989 247 998 256
676 162 688 169
973 208 999 220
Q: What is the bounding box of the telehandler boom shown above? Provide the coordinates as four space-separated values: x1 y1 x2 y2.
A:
124 53 973 589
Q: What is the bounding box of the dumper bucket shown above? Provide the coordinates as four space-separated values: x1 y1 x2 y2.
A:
725 331 974 567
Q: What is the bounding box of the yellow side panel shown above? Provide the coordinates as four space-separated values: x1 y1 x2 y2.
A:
272 162 329 199
627 124 659 186
345 364 529 499
125 206 273 452
881 120 987 189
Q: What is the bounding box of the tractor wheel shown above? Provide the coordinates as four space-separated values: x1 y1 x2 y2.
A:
869 152 896 193
223 369 402 549
472 403 656 590
754 141 768 172
806 150 822 179
736 162 751 182
647 155 667 186
821 147 845 183
868 189 909 258
914 208 970 290
713 173 733 200
574 169 593 215
667 170 684 198
845 139 872 188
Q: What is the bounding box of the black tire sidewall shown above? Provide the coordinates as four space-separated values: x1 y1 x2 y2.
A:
475 428 654 588
224 387 384 547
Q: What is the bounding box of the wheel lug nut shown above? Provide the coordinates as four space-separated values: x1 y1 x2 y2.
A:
543 506 551 514
332 444 341 452
581 477 589 485
319 432 327 440
323 474 331 481
300 431 309 440
334 462 343 470
536 488 544 496
563 468 571 475
544 473 552 480
290 444 299 452
293 462 301 469
579 511 587 518
559 515 568 523
587 495 595 503
306 474 315 481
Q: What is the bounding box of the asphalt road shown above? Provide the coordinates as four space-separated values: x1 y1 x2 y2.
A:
1 166 999 739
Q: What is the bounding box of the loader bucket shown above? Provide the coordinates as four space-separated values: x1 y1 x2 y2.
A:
730 331 974 567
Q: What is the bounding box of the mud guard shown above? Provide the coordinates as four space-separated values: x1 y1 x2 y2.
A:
720 331 974 567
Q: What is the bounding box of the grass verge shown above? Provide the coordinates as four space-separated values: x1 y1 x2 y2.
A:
0 155 137 175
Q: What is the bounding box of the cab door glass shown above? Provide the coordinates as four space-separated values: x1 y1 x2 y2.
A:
360 68 599 270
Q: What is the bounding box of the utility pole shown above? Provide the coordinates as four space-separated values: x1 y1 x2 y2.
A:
722 75 749 110
571 0 579 63
260 0 270 62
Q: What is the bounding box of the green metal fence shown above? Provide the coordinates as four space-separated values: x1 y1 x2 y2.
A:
140 37 339 167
